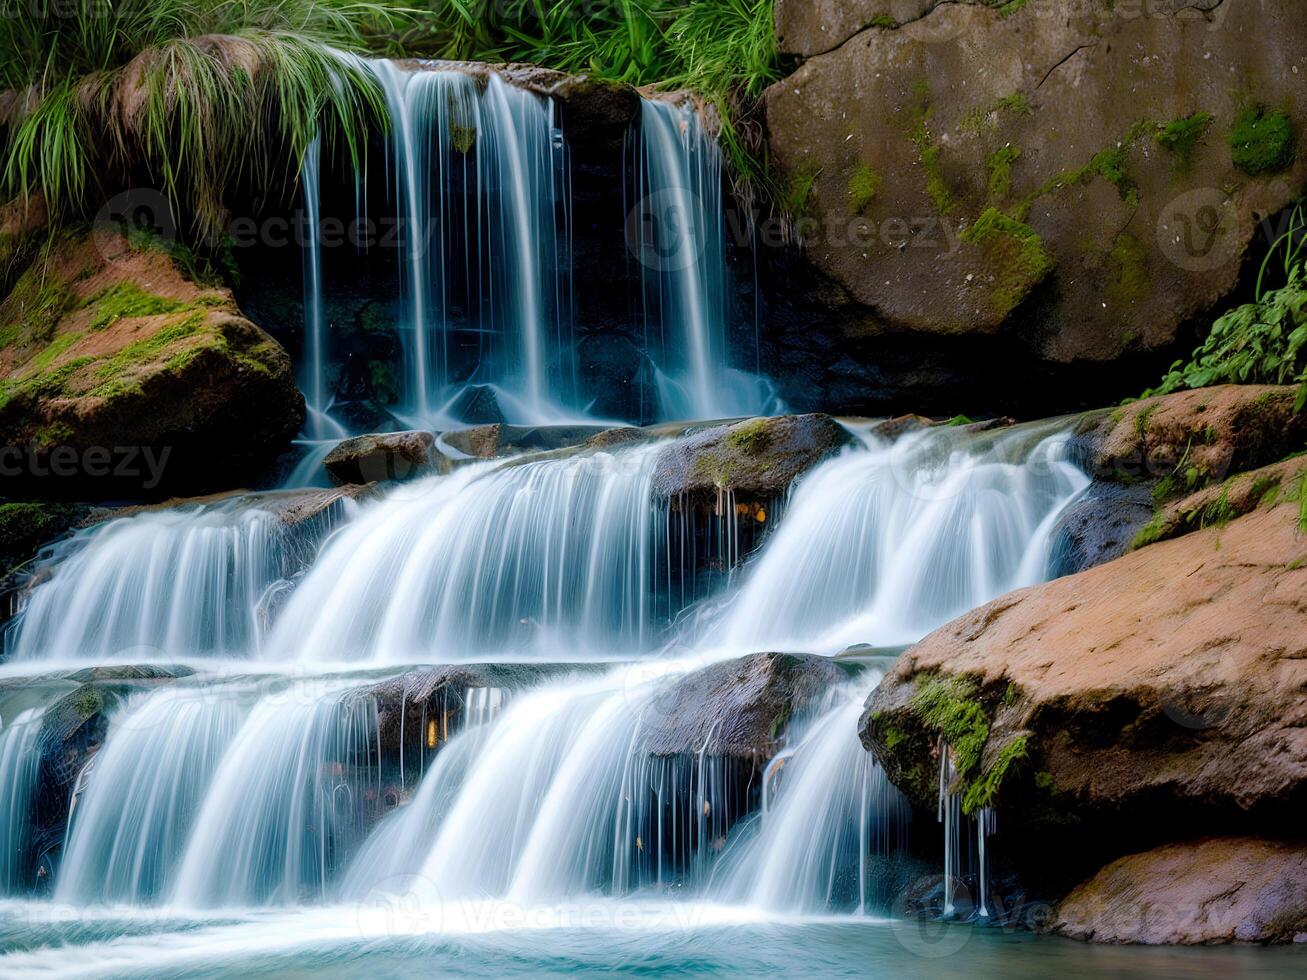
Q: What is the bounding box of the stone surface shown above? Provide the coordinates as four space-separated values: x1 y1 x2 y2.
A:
1055 838 1307 944
764 0 1307 364
324 430 436 485
652 414 851 498
1075 385 1307 487
0 228 304 497
862 503 1307 834
641 652 851 761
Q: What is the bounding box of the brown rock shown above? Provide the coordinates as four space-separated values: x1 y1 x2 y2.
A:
1055 838 1307 944
1076 385 1307 486
323 430 436 485
0 228 304 496
764 0 1307 362
862 503 1307 827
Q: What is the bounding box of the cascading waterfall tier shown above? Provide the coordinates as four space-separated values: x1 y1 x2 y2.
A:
0 706 44 894
2 494 354 664
700 421 1089 654
266 446 666 663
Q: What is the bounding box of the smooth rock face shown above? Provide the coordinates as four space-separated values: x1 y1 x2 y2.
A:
1055 838 1307 944
862 503 1307 832
765 0 1307 362
0 229 304 497
641 652 849 761
652 414 851 498
323 430 436 485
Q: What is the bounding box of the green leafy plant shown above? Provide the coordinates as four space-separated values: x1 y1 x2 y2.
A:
1147 206 1307 407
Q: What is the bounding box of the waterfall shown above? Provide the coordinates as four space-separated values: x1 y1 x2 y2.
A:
715 679 910 913
701 422 1089 653
55 686 245 904
634 100 778 420
0 707 43 893
370 63 576 426
171 681 378 908
3 495 352 663
266 445 665 663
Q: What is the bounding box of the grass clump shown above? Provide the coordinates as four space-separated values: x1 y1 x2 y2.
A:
1229 104 1297 176
1 0 398 237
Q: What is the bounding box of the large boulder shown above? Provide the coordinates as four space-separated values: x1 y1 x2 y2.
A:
0 228 304 497
764 0 1307 372
862 503 1307 882
652 414 852 499
1054 838 1307 945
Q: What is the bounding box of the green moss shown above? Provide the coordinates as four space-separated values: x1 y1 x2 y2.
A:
910 675 989 777
962 734 1028 815
989 0 1032 15
0 500 87 576
0 261 78 352
1196 484 1236 529
786 166 820 216
1034 770 1055 792
1107 232 1149 305
1229 104 1296 176
961 92 1035 134
908 82 957 215
84 282 186 331
868 14 896 28
69 686 103 719
960 208 1053 316
986 144 1021 205
1130 512 1167 551
884 726 907 750
847 165 881 213
945 414 976 427
1156 111 1215 174
726 417 772 454
1133 402 1157 439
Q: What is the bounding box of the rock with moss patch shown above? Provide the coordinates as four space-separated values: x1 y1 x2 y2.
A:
765 0 1307 367
0 227 304 497
863 503 1307 893
652 414 852 499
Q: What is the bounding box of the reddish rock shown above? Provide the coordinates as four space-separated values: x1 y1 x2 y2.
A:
1055 838 1307 945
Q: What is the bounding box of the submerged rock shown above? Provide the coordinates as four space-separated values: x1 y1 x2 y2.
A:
323 430 436 485
652 414 852 499
1055 838 1307 945
862 503 1307 894
0 228 304 498
440 422 619 461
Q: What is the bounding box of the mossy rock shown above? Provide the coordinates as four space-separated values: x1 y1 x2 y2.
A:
651 414 853 498
0 226 304 497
